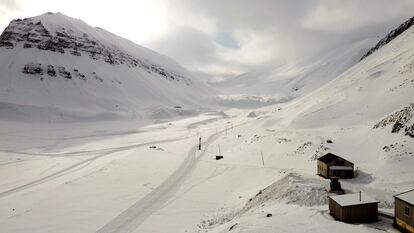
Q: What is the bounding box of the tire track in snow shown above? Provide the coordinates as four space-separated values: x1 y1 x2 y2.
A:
0 136 193 199
95 130 224 233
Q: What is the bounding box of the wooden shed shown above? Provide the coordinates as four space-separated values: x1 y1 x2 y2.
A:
394 189 414 233
317 153 354 179
329 192 379 223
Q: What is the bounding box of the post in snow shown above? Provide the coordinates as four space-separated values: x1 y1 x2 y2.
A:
261 151 265 167
199 136 201 151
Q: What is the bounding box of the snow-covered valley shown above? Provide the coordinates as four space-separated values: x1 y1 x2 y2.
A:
1 11 414 233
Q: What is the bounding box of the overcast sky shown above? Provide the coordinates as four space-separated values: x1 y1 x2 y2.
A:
1 0 414 79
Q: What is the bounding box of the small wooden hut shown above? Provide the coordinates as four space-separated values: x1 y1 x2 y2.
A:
394 189 414 233
317 153 354 179
329 192 379 223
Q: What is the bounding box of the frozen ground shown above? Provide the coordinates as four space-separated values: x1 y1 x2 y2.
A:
0 101 412 233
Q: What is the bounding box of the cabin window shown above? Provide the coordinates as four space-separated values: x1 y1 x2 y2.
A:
405 206 410 216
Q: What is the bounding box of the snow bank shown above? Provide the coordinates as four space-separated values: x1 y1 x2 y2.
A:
241 173 328 211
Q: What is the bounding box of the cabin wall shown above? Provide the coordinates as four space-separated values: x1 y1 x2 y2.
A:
329 198 342 220
395 198 414 233
329 197 378 223
341 203 378 223
317 161 328 177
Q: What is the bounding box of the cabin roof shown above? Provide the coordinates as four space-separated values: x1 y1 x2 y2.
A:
317 153 354 165
394 189 414 205
330 192 379 207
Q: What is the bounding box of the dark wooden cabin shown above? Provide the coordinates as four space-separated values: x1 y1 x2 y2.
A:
329 192 379 223
317 153 354 179
394 189 414 233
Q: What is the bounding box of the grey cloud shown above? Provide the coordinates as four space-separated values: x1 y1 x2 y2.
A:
147 0 414 78
146 27 217 67
0 0 20 10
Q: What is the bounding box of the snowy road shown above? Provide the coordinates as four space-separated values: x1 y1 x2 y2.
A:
95 130 223 233
0 134 195 199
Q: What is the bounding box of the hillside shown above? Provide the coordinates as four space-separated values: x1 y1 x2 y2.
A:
200 15 414 233
210 38 377 108
0 12 216 122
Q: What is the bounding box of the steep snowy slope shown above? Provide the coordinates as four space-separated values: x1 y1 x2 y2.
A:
0 12 216 122
211 38 376 105
278 26 414 128
361 15 414 60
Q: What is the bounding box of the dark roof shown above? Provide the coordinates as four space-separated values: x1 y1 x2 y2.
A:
317 153 354 165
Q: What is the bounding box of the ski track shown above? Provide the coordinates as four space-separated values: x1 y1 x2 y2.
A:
95 129 224 233
0 134 194 199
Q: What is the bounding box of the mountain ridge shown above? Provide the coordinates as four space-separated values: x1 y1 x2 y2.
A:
361 15 414 60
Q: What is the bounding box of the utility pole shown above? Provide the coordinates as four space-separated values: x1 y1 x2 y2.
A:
261 151 265 167
218 144 221 156
199 136 201 150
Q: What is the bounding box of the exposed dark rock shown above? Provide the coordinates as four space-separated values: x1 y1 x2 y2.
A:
405 124 414 138
57 66 72 79
1 17 189 83
70 48 81 56
73 69 86 80
46 65 56 77
374 103 414 139
0 41 14 48
229 223 238 231
22 63 43 75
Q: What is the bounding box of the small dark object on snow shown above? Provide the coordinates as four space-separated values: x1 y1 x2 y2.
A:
229 223 238 231
326 139 333 143
174 106 182 109
266 213 272 217
149 146 156 149
216 155 223 160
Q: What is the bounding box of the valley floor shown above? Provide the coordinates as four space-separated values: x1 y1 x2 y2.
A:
0 107 412 233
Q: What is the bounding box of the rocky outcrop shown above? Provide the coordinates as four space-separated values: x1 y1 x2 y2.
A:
361 16 414 60
374 103 414 138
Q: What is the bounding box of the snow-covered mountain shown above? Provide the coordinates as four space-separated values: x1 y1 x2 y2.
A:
210 37 377 107
0 12 216 122
361 15 414 60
